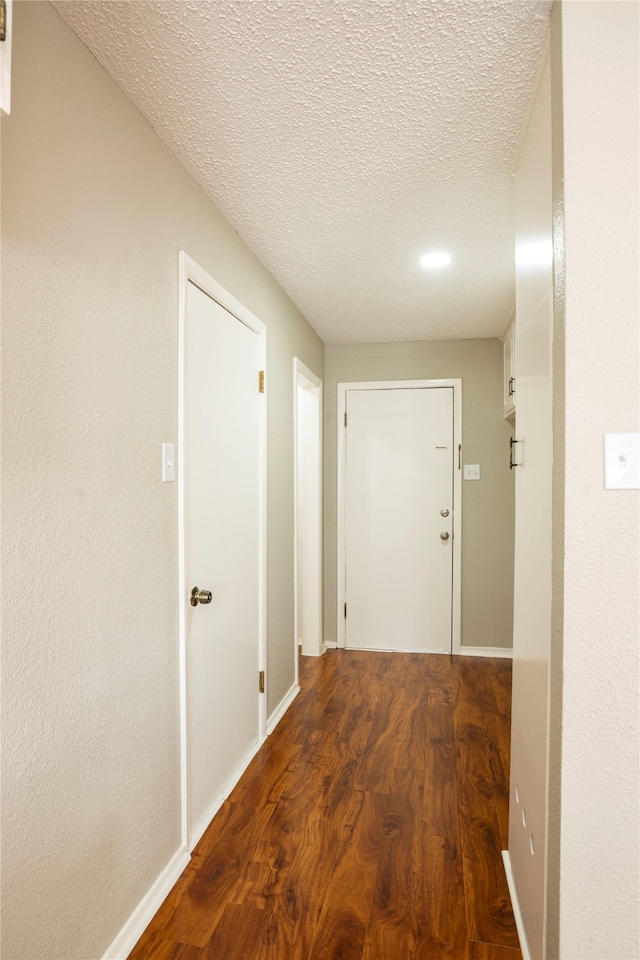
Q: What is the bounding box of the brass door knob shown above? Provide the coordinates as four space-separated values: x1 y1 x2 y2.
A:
190 587 213 606
440 531 450 542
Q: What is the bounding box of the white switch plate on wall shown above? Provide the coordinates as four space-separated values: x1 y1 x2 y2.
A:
162 443 176 482
603 433 639 489
464 464 480 480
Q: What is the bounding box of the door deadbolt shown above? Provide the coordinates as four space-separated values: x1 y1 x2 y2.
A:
440 531 450 542
190 587 213 606
440 508 450 517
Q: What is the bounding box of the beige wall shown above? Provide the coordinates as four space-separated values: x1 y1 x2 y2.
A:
324 339 515 651
0 4 322 958
548 3 639 958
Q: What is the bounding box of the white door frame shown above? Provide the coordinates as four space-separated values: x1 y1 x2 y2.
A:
293 358 323 671
178 251 267 850
337 379 462 654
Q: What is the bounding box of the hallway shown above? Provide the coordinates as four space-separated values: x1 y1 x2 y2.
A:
130 650 520 959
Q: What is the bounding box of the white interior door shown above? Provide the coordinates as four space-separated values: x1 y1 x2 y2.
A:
344 386 454 653
183 274 264 850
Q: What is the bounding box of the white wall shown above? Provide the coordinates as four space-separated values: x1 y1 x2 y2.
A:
0 4 322 958
324 339 515 650
508 50 553 960
548 3 639 957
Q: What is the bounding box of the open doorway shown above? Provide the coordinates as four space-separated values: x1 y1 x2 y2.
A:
293 359 323 668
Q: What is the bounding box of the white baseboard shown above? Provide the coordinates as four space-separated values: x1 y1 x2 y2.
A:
267 681 300 735
502 850 531 960
322 640 337 652
459 645 513 659
102 844 191 960
189 735 265 851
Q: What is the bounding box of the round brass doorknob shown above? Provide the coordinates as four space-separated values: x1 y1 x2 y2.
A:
440 531 450 542
190 587 213 606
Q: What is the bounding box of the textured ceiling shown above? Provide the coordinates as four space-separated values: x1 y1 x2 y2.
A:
54 0 551 343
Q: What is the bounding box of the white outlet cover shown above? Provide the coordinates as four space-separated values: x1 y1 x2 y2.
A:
464 464 480 480
604 433 639 490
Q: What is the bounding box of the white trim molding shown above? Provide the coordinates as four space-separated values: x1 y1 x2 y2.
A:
502 850 532 960
500 307 516 342
267 682 300 735
459 646 513 659
178 251 268 853
336 378 463 654
292 358 324 668
188 736 264 852
102 845 191 960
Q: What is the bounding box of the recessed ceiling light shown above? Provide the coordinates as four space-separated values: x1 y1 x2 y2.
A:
420 252 452 269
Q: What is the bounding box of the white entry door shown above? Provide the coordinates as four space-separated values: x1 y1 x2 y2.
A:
344 386 454 653
182 265 265 850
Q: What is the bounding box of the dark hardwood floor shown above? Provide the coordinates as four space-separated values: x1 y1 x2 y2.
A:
130 649 521 960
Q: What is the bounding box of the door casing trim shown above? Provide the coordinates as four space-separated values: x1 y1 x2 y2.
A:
178 251 267 851
293 357 323 668
336 378 462 654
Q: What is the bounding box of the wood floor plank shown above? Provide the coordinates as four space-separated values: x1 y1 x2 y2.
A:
263 794 368 959
455 661 520 950
252 762 368 959
413 835 467 960
158 799 281 947
129 931 204 960
129 857 207 959
225 740 304 812
308 790 386 960
354 668 409 794
485 713 510 849
394 675 429 771
485 660 513 848
202 902 270 959
423 700 459 838
131 650 518 960
361 766 422 960
427 655 460 707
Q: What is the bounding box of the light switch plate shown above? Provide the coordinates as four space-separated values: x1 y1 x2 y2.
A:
464 464 480 480
604 433 639 489
162 443 176 482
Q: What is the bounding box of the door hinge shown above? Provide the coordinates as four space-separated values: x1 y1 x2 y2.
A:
508 376 516 397
458 443 462 469
0 0 6 42
259 670 265 693
344 411 347 428
344 603 347 618
258 370 265 394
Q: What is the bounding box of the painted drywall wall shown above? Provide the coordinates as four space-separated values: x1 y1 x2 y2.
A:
0 4 322 958
547 3 639 958
508 50 553 960
324 340 515 650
